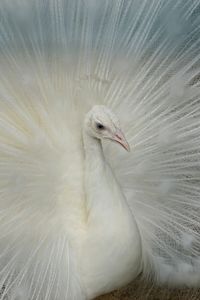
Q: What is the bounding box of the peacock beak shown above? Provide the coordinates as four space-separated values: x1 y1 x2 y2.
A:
112 129 130 152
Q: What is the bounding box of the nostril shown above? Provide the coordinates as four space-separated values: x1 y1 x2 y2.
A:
116 134 122 140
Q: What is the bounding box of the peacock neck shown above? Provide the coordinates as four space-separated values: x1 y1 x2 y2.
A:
83 131 109 218
82 130 130 221
83 132 105 170
81 130 142 299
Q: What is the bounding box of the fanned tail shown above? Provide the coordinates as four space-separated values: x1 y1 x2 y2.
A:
0 95 87 298
0 0 200 298
104 0 200 286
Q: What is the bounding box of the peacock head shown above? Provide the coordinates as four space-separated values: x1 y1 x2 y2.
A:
84 105 130 151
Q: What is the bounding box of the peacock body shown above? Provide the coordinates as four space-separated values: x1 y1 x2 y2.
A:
0 0 200 299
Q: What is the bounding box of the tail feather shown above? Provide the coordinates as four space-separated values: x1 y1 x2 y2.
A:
107 64 200 285
0 0 200 298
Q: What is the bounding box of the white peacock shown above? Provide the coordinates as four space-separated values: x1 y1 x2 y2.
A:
0 0 199 299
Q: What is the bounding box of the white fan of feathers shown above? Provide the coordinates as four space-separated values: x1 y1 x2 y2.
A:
0 0 200 299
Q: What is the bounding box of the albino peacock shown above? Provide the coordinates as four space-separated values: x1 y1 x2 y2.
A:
0 0 200 299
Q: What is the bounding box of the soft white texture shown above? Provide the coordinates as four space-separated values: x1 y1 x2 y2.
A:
82 117 141 298
0 0 199 299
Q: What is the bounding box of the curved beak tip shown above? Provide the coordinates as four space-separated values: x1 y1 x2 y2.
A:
122 141 131 152
125 143 131 152
113 130 131 152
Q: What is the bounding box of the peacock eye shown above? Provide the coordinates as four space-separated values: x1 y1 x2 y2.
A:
96 123 105 130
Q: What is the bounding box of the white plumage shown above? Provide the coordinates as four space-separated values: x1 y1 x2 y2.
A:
0 0 200 299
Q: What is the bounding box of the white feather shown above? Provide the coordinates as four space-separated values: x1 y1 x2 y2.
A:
0 0 199 299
